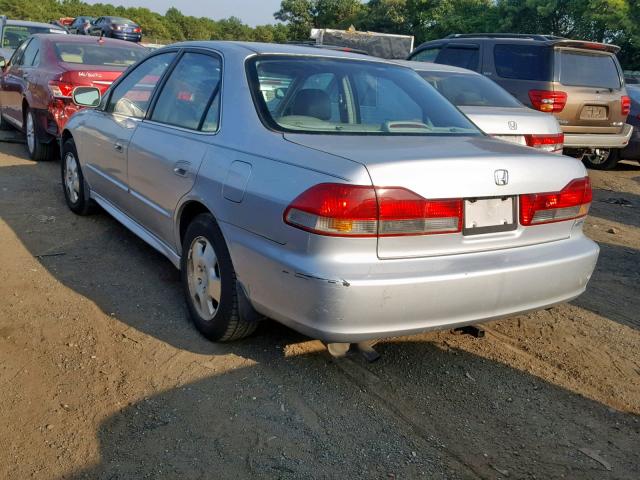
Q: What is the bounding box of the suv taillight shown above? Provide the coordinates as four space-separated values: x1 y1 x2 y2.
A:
520 177 592 226
284 184 462 237
524 133 564 153
529 90 568 113
621 95 631 116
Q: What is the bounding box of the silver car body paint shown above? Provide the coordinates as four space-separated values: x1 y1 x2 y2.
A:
64 42 599 342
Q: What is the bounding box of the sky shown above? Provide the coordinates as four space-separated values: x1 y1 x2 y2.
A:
86 0 284 26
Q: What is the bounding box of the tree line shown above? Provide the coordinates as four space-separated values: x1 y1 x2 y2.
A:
1 0 638 69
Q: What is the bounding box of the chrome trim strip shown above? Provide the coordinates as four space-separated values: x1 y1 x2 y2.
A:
85 164 128 192
130 188 172 218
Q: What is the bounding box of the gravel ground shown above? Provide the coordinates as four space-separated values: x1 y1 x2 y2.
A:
0 137 638 479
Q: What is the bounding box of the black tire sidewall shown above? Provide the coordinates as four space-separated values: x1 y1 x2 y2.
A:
583 149 619 170
25 108 52 161
61 138 89 214
181 213 238 341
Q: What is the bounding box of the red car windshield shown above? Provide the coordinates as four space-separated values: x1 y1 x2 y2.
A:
54 42 146 67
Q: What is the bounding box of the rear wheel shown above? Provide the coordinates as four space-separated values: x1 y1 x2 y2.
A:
181 213 257 342
24 108 53 161
582 148 620 170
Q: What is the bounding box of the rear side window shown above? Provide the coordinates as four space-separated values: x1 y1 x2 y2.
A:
558 51 621 89
436 46 479 71
494 44 552 81
151 52 222 131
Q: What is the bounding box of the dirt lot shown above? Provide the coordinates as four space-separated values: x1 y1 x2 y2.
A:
0 137 638 480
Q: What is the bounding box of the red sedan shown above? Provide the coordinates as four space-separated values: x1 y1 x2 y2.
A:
0 34 147 160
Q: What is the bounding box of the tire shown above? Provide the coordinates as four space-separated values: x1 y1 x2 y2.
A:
61 138 96 215
582 148 620 170
24 107 53 161
181 213 257 342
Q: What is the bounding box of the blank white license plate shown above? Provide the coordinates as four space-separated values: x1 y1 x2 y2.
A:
492 135 527 146
464 197 515 235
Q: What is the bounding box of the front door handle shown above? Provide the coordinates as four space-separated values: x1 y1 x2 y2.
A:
113 143 123 152
173 160 191 177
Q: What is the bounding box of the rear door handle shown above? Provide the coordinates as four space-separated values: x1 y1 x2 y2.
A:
173 160 191 177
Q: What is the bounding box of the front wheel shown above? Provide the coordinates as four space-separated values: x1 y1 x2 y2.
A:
61 138 96 215
181 213 257 342
582 148 620 170
25 108 53 161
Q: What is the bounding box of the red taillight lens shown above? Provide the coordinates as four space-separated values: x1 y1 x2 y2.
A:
529 90 567 113
134 27 141 33
525 133 564 153
520 177 592 226
621 95 631 116
48 80 74 98
284 184 462 237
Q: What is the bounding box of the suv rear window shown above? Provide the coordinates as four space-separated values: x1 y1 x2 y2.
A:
558 51 621 89
494 44 552 81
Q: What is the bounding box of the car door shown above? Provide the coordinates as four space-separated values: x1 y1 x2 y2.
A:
0 38 31 126
79 51 177 211
125 50 222 245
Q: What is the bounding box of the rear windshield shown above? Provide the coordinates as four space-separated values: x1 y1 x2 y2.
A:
108 18 136 25
494 44 552 81
417 71 521 108
2 25 64 50
248 56 480 136
558 51 621 89
54 42 146 66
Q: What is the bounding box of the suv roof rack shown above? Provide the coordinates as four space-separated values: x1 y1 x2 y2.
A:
446 33 564 41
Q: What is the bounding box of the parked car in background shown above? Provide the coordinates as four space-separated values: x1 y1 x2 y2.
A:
88 17 142 43
620 85 640 162
0 16 67 60
0 34 147 160
61 42 598 346
408 34 633 170
69 16 94 35
397 60 563 153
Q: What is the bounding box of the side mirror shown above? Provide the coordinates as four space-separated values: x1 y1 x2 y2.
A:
73 86 101 107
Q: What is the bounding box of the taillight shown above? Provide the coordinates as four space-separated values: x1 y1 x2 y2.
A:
520 177 592 226
529 90 567 113
133 27 141 33
284 183 462 237
621 95 631 116
524 133 564 153
48 80 74 98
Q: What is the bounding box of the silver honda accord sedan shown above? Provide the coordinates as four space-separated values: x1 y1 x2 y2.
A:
396 60 565 153
61 42 599 344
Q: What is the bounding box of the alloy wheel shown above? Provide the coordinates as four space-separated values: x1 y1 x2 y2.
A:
26 112 35 155
64 152 80 204
187 236 222 321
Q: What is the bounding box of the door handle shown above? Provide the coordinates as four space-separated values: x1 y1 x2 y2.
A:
173 160 191 177
113 143 123 152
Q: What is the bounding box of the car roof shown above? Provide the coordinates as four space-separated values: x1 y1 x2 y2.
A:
165 40 392 63
392 60 480 76
6 19 66 31
31 33 145 46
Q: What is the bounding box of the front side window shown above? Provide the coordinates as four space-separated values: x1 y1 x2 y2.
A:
54 42 146 67
418 71 522 108
558 51 621 89
249 56 479 136
151 52 222 131
411 47 441 63
494 44 552 81
437 46 480 71
9 39 30 66
107 52 176 118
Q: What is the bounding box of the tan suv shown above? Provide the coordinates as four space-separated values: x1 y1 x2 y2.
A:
408 34 633 169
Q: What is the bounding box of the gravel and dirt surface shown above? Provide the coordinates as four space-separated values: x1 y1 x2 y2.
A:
0 136 639 479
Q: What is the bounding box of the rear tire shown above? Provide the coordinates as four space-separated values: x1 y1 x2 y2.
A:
582 148 620 170
24 107 53 161
181 213 257 342
61 138 96 215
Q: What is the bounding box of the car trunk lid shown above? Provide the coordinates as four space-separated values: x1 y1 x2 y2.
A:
284 134 588 259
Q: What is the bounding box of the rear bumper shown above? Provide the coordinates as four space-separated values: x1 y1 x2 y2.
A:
563 123 633 149
110 32 142 42
620 127 640 160
224 223 600 342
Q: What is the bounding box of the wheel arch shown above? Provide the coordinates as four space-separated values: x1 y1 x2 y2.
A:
177 200 215 251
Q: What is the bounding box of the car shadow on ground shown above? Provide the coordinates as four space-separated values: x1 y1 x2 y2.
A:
62 338 640 480
591 188 640 229
0 151 638 479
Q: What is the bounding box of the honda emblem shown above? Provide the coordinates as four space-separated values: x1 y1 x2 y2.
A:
508 120 518 130
494 169 509 186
